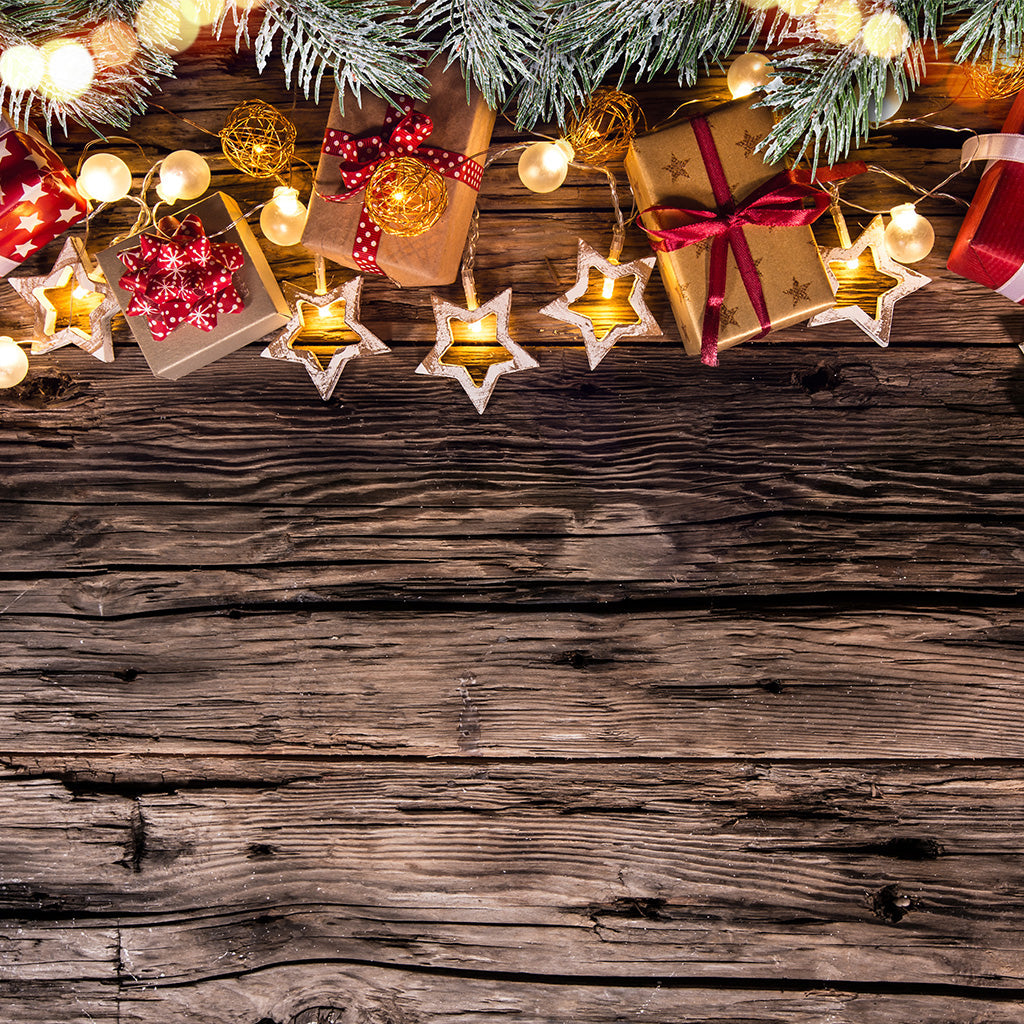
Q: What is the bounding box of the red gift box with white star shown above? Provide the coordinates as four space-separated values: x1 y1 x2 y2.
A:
0 119 88 276
96 192 290 380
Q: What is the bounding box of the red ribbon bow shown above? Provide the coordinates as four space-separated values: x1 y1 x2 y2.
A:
118 215 245 342
320 98 484 276
640 114 864 366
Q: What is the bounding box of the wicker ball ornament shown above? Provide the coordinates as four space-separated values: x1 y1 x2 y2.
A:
564 88 644 164
220 99 297 179
364 156 448 238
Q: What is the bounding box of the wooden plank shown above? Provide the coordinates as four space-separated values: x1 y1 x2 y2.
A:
0 984 116 1024
3 607 1024 759
2 761 1024 989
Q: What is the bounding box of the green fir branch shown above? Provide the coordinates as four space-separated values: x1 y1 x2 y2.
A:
948 0 1024 61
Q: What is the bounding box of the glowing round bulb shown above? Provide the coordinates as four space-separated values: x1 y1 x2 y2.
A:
181 0 226 27
517 139 574 194
727 52 773 99
862 11 910 59
259 185 308 247
0 45 45 92
40 40 95 102
868 77 904 124
814 0 863 45
89 21 139 68
135 0 200 54
0 337 29 389
884 203 934 263
159 150 211 202
78 153 133 203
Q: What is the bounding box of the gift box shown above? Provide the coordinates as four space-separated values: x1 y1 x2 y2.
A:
625 100 835 365
0 118 87 276
948 90 1024 301
96 192 290 380
302 61 495 288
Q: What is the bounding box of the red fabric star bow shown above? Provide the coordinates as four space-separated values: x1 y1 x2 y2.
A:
118 215 245 342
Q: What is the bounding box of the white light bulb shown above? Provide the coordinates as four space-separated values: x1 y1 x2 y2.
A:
0 45 45 92
79 153 133 203
727 52 773 99
40 40 95 101
259 185 308 247
0 337 29 389
518 140 574 194
159 150 211 202
884 203 934 263
862 11 910 59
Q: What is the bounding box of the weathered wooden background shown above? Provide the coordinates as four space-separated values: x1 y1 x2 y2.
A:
2 25 1024 1024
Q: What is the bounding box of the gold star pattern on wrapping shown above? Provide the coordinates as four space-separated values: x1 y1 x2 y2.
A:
663 155 691 182
538 239 661 370
808 215 930 347
416 289 538 414
736 130 762 159
719 305 739 330
261 276 389 401
783 277 811 307
9 236 119 362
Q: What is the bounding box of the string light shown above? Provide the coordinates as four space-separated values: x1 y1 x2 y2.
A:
0 44 45 92
0 337 29 389
135 0 200 54
260 186 308 247
78 153 133 203
883 203 934 263
564 89 643 164
364 156 448 237
601 276 615 299
861 11 910 59
39 40 95 102
220 99 296 178
727 53 773 99
814 0 863 45
518 140 575 194
158 149 211 203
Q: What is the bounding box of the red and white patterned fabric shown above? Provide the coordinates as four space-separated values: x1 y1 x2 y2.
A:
118 215 245 342
0 119 88 277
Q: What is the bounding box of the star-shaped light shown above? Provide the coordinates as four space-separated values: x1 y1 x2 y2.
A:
808 215 930 347
539 239 660 370
262 276 390 401
416 289 537 414
9 236 120 362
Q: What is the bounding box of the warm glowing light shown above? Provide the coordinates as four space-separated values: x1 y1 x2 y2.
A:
0 45 46 92
775 0 817 15
467 319 484 336
601 276 615 299
814 0 863 45
518 139 575 193
180 0 226 27
317 305 332 319
259 185 308 247
40 40 95 101
862 11 910 59
0 337 28 389
135 0 200 54
883 203 934 263
73 286 91 300
845 258 860 270
78 153 133 203
89 20 139 68
159 149 211 202
727 52 773 99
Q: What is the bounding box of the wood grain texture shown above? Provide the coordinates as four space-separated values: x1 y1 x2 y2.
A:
3 608 1024 759
2 760 1024 990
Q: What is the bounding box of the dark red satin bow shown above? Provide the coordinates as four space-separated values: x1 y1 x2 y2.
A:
641 113 865 366
331 104 434 199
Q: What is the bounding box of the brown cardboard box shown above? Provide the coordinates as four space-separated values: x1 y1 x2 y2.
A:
625 100 834 359
97 192 290 380
302 61 495 288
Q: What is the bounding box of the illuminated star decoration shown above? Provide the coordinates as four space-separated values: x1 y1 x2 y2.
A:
539 239 660 370
261 276 389 401
416 289 538 414
808 215 930 347
9 236 119 362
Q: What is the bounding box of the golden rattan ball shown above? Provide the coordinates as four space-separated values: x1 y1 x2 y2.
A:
364 156 449 238
219 99 297 179
564 88 645 164
964 49 1024 99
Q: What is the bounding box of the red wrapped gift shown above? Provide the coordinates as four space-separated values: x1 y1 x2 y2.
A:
948 91 1024 301
0 119 87 277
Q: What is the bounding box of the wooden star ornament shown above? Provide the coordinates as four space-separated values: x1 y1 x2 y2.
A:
9 236 119 362
261 276 389 401
808 215 930 347
416 289 538 414
539 239 660 370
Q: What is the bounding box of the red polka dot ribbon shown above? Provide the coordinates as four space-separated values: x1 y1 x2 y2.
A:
118 215 245 342
321 98 484 276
